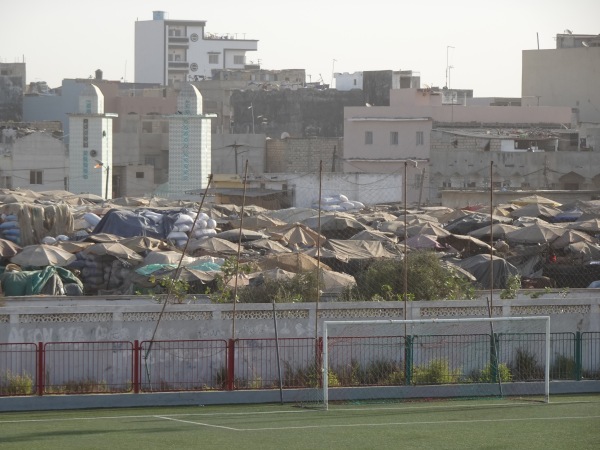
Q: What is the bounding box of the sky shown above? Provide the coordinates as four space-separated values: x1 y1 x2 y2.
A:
1 0 598 97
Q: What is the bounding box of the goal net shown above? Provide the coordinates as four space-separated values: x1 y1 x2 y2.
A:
315 316 550 410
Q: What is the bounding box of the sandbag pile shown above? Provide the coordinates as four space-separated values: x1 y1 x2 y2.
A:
312 194 365 212
0 213 22 244
167 212 218 248
78 254 134 293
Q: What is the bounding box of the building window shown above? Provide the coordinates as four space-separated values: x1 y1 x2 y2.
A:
142 121 153 133
390 131 399 145
145 156 156 166
209 54 219 64
83 119 88 148
30 170 43 185
416 131 424 146
365 131 373 145
136 172 145 179
234 55 245 64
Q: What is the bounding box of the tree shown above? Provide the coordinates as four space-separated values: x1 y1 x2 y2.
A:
349 251 475 301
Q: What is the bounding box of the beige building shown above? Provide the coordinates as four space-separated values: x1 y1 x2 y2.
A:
0 128 68 192
522 33 600 124
343 88 575 206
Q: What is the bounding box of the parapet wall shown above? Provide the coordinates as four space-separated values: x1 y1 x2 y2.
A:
2 292 598 343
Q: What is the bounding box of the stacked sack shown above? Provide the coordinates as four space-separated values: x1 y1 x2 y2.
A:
0 214 21 244
167 212 219 247
79 254 134 293
312 194 366 212
191 212 218 239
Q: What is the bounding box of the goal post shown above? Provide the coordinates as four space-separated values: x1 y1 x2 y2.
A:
321 316 550 410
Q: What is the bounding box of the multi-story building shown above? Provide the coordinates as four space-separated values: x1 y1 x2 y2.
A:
0 62 26 121
135 11 258 87
522 32 600 124
68 84 116 199
343 88 574 206
0 122 67 192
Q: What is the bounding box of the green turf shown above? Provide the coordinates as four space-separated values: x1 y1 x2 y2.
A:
1 395 599 449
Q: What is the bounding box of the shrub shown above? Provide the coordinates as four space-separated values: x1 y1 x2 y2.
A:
511 349 545 381
363 359 405 386
551 355 576 380
349 252 476 301
0 371 34 395
472 363 513 383
412 359 462 385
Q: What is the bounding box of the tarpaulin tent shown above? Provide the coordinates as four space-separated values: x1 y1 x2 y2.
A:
0 265 83 296
457 254 520 289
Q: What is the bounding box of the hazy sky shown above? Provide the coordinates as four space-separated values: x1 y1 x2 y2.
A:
1 0 597 97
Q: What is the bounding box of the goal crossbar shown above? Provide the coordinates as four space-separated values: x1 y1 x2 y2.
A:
322 316 550 409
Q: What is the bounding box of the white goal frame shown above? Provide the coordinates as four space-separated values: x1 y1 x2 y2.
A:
322 316 550 409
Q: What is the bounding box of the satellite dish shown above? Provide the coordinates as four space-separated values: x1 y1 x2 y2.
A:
281 132 290 139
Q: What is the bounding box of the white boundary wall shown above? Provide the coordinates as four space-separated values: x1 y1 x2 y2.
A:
1 294 599 344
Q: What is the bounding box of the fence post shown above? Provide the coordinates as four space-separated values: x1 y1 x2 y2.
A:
575 332 582 381
37 342 44 396
227 339 235 391
490 333 499 383
133 340 140 394
404 336 413 385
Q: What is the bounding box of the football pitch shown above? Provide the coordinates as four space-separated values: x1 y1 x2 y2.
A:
1 395 599 450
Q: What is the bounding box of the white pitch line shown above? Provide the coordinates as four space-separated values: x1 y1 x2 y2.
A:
154 415 240 431
233 415 600 432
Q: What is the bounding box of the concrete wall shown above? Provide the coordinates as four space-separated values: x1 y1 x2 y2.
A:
522 47 600 124
266 137 343 173
0 132 68 191
280 172 402 208
2 294 599 344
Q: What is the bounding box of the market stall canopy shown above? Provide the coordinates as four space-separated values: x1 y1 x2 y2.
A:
512 195 561 208
349 229 398 243
505 223 563 245
215 228 268 242
468 223 520 241
551 230 598 249
268 223 325 247
457 254 520 289
510 203 562 220
228 214 287 230
302 213 368 234
186 237 240 255
55 240 94 254
119 236 168 253
444 213 512 235
11 244 76 267
143 250 196 266
403 234 443 250
244 238 292 254
438 234 493 256
257 252 331 273
325 239 397 261
0 238 22 258
82 242 144 262
406 222 451 239
568 218 600 233
261 207 318 224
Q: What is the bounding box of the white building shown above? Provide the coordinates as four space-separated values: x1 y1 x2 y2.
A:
68 85 117 198
0 129 68 192
135 11 258 87
166 84 213 197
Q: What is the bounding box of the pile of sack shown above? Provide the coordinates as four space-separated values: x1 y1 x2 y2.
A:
0 214 22 244
167 212 218 248
312 194 365 212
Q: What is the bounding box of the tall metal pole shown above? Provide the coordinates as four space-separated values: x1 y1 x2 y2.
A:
404 161 408 317
315 161 323 339
489 161 494 307
445 46 454 88
232 161 249 340
105 166 110 200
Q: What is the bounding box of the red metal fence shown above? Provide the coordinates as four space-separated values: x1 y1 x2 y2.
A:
1 333 599 397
